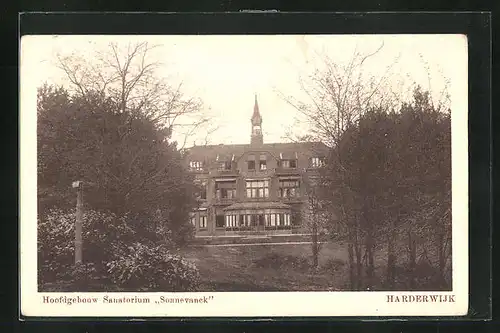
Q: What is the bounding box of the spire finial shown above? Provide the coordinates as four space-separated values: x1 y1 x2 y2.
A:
252 94 261 122
251 93 263 145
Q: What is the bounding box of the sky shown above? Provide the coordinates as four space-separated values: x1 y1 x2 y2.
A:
21 34 467 147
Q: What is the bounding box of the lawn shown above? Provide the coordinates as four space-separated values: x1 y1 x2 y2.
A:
179 242 350 292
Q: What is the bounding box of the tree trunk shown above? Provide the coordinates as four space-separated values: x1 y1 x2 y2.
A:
311 218 319 269
365 233 375 290
386 229 396 289
436 229 447 288
364 207 375 290
408 231 416 289
354 234 363 290
348 242 355 290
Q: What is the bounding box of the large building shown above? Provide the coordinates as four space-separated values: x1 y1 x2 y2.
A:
184 96 329 235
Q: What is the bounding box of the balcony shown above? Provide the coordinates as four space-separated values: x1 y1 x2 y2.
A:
245 168 275 177
213 197 237 205
275 167 301 176
210 168 239 177
278 196 304 204
188 167 208 174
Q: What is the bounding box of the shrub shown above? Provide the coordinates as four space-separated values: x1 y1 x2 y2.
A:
106 243 200 292
37 208 135 284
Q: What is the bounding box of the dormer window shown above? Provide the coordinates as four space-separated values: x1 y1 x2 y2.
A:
218 161 232 171
189 161 203 171
279 152 297 169
259 154 267 170
247 154 256 170
280 159 297 169
310 157 325 168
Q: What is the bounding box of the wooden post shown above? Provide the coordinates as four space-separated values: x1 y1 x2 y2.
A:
73 180 83 265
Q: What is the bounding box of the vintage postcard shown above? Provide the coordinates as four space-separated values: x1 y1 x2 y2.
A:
20 34 468 317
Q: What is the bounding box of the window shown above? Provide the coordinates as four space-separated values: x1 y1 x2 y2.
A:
266 213 291 227
245 179 270 198
215 180 236 199
218 161 232 171
259 155 267 170
280 159 297 169
200 216 207 229
279 179 300 198
247 154 256 170
284 214 291 226
311 157 325 168
216 215 225 228
189 161 204 171
190 215 196 227
225 215 238 228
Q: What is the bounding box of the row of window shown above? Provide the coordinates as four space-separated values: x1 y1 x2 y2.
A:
218 213 292 228
246 179 270 198
190 215 207 229
189 157 325 171
198 179 301 200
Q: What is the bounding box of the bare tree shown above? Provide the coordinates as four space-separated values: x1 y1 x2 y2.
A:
55 41 215 147
302 173 330 270
277 44 398 289
277 42 401 147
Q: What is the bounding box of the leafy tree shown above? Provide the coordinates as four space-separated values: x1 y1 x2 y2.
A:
320 87 451 290
37 84 198 246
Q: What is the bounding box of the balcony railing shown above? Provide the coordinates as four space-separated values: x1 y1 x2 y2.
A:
188 167 208 173
275 167 300 175
211 168 239 176
213 197 237 204
244 168 275 177
278 195 303 203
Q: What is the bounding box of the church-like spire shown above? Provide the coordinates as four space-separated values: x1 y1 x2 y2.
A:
250 94 263 145
251 94 262 125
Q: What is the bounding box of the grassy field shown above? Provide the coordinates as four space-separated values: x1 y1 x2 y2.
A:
180 242 351 291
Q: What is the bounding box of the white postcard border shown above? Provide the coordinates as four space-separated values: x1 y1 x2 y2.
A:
20 34 469 317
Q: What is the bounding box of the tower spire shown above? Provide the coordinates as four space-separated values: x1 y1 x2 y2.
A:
252 94 261 124
250 94 263 145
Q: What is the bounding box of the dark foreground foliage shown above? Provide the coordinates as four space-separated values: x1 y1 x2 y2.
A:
37 84 200 291
319 87 452 291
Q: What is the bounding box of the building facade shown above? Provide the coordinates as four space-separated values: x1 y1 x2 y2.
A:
184 96 329 235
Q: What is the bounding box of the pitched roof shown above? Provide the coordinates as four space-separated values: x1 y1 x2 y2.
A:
184 141 329 162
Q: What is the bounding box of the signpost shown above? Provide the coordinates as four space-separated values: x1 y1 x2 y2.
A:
72 180 83 265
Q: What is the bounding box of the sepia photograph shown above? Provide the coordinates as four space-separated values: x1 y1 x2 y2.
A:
20 33 468 317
